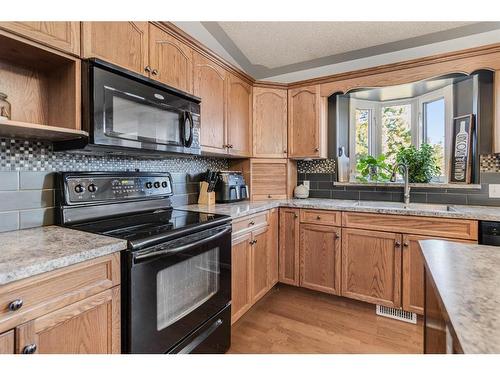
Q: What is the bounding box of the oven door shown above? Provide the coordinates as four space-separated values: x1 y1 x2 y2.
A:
126 224 231 353
90 63 200 155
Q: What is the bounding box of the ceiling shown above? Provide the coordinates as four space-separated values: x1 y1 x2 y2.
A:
176 21 500 81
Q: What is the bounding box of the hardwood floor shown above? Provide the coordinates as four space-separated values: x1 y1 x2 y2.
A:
229 284 423 354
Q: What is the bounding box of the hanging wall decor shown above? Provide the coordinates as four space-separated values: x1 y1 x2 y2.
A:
450 114 474 183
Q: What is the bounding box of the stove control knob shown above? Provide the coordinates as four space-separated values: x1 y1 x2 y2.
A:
88 184 98 193
74 184 85 194
145 182 153 189
154 181 161 189
161 181 168 188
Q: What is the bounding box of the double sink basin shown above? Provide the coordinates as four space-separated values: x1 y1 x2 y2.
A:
352 201 456 212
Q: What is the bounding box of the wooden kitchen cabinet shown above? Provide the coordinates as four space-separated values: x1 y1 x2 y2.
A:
0 330 14 354
288 84 327 159
299 224 341 295
81 22 149 76
227 73 252 157
15 287 120 354
250 226 270 303
149 24 194 93
0 254 120 354
252 87 288 158
193 51 227 154
0 22 80 55
231 233 252 324
279 208 300 286
341 228 402 308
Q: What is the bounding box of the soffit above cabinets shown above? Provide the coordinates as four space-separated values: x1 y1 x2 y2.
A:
172 21 500 82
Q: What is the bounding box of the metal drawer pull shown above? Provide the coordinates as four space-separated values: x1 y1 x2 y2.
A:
395 241 401 248
316 215 321 220
249 221 255 226
8 298 23 311
403 242 409 247
152 69 159 76
22 344 37 354
335 232 340 239
144 66 152 73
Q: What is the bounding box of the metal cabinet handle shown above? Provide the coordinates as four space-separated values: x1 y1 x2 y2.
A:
144 66 152 73
395 241 401 248
283 150 287 153
228 144 234 148
316 215 321 220
335 232 340 239
249 240 257 245
314 147 319 152
8 298 23 311
22 344 37 354
294 214 298 219
249 221 255 226
268 194 272 198
403 242 409 247
152 69 159 76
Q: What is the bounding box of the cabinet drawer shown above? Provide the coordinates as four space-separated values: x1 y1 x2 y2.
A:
300 209 341 226
342 212 478 240
232 211 268 237
0 253 120 333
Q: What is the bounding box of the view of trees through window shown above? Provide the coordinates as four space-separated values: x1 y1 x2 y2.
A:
423 98 446 179
355 109 369 163
381 104 412 164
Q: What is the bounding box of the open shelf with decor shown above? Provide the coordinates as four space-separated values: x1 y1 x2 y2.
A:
0 29 85 141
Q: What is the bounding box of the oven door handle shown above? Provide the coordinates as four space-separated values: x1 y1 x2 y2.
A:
133 225 231 262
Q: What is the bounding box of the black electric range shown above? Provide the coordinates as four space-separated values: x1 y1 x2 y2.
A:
55 171 232 354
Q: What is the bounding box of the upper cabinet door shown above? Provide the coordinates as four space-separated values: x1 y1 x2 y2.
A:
253 87 288 158
81 22 149 76
0 22 80 55
227 73 252 157
288 85 327 159
193 52 227 154
149 24 193 94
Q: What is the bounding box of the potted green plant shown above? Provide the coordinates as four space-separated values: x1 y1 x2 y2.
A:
356 154 392 182
395 144 441 183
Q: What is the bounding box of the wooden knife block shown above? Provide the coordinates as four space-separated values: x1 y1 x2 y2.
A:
198 181 215 205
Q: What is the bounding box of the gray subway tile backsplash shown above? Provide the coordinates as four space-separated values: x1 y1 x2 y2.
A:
0 171 19 190
19 171 54 190
19 207 55 229
0 190 54 211
0 211 19 232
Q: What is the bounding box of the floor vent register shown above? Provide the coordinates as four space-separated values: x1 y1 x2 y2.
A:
376 305 417 324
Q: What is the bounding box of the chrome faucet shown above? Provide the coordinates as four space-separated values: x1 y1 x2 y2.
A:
390 163 410 206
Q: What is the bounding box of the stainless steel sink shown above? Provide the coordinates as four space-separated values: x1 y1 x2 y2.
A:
354 201 456 212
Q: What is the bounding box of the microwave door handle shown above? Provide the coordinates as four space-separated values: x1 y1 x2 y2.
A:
183 111 194 147
134 226 231 262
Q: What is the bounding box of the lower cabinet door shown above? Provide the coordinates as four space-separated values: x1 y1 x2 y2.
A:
299 224 341 295
15 287 120 354
231 233 252 324
0 330 14 354
279 208 300 286
341 228 402 308
250 226 270 303
267 208 279 287
402 235 476 315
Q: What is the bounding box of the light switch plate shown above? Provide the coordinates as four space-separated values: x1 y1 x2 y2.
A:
489 184 500 198
303 180 310 189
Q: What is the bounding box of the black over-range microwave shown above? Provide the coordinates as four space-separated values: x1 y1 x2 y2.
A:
55 59 201 156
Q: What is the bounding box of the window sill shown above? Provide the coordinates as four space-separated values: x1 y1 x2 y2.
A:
334 181 482 190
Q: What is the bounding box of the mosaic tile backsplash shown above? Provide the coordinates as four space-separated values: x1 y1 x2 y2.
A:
0 137 229 232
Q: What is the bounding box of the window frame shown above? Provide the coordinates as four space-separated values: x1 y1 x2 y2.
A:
348 85 453 183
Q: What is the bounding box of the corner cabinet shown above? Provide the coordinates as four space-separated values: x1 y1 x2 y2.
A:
253 87 288 158
288 85 328 159
81 22 149 76
0 254 121 354
279 208 300 286
193 52 228 154
149 24 194 94
0 22 80 55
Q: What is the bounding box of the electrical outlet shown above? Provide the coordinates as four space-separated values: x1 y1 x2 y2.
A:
303 180 310 189
489 184 500 198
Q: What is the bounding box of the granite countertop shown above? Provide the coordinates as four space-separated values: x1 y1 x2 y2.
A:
0 226 127 286
179 198 500 221
420 240 500 354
